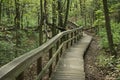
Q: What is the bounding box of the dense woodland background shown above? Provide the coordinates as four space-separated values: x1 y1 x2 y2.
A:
0 0 120 78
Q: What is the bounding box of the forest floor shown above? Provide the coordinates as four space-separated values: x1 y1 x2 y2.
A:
84 30 120 80
84 31 105 80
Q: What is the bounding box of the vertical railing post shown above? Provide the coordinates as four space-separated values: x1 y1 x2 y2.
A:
16 72 24 80
79 29 82 39
76 30 78 42
71 32 73 46
78 29 80 40
72 32 74 44
60 38 63 56
56 40 59 65
37 57 42 80
74 31 76 43
82 28 83 36
66 34 69 49
76 30 78 41
73 31 75 43
49 48 53 77
77 29 79 41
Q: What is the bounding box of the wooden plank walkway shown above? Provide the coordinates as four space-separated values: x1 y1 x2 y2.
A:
51 34 92 80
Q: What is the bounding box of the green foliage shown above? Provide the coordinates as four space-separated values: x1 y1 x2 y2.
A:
99 29 109 48
0 30 39 67
76 19 84 26
0 0 43 66
99 22 120 48
97 52 120 78
112 22 120 44
93 10 105 27
0 41 15 66
97 53 115 68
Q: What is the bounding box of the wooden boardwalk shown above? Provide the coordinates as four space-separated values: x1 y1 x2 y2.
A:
51 34 92 80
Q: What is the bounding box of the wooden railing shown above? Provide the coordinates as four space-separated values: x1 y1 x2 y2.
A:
0 27 83 80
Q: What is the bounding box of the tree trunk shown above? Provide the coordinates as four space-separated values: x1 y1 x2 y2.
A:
83 0 86 26
21 4 25 29
37 0 43 76
0 0 3 24
39 0 43 45
64 0 70 27
103 0 117 56
79 0 83 17
52 0 57 37
7 0 10 24
15 0 21 57
58 0 63 28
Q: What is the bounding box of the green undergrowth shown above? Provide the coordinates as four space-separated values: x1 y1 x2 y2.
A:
98 22 120 50
0 31 39 67
96 22 120 79
96 50 120 79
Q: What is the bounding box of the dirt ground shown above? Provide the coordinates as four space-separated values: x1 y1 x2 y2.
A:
84 32 105 80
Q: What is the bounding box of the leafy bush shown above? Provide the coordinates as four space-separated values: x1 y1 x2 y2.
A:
97 52 120 78
97 52 115 68
0 41 15 66
99 22 120 49
93 10 105 27
76 19 84 26
0 31 39 67
112 22 120 44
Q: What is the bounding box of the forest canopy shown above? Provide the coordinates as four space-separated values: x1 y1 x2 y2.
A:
0 0 120 68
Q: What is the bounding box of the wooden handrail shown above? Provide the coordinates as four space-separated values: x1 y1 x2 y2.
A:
0 27 83 80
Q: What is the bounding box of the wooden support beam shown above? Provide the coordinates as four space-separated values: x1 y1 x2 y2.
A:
56 41 60 65
16 72 24 80
37 57 42 77
49 48 53 77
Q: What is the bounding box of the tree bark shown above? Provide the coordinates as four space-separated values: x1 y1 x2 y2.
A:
58 0 63 28
79 0 83 17
37 0 43 76
0 0 3 24
64 0 70 27
52 0 57 37
103 0 117 56
15 0 21 57
83 0 86 26
39 0 43 45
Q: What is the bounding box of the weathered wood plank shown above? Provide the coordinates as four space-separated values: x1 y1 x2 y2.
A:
51 34 92 80
36 34 81 80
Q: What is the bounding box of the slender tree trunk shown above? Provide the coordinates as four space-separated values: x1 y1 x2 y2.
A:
79 0 83 17
0 0 3 24
64 0 70 27
39 0 43 45
44 0 50 40
58 0 63 28
44 0 47 22
15 0 20 29
37 0 43 76
52 0 57 37
83 0 86 26
103 0 117 56
21 4 25 29
2 1 5 17
117 10 120 23
15 0 21 57
21 11 23 29
7 0 10 24
0 0 1 24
